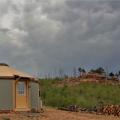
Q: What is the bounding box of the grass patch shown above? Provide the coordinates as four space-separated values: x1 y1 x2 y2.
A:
40 79 120 109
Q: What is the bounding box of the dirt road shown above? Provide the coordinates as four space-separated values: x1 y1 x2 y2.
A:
0 108 120 120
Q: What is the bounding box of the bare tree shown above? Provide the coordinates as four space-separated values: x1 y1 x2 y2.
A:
59 68 64 78
73 67 77 77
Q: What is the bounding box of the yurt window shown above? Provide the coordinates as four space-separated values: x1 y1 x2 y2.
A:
17 82 26 95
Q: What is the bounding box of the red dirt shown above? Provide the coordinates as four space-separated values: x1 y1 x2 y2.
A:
0 108 120 120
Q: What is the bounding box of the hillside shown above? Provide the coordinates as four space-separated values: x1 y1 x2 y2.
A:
40 78 120 109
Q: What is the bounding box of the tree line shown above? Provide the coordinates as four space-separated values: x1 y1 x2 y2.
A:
41 67 120 80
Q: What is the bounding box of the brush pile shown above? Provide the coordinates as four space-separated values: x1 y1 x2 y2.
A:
58 105 79 112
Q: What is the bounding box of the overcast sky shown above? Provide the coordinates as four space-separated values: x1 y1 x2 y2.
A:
0 0 120 77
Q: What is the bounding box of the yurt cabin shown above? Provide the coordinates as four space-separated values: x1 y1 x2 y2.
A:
0 63 41 112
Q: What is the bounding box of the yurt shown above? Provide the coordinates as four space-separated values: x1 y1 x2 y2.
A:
0 63 41 112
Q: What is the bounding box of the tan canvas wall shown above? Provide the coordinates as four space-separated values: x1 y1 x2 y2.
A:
0 80 13 110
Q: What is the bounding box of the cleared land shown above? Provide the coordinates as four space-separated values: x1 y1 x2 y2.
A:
0 108 120 120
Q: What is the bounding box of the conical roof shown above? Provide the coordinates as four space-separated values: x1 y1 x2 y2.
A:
0 63 34 79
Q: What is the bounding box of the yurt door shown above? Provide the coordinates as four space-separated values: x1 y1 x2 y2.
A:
15 81 28 109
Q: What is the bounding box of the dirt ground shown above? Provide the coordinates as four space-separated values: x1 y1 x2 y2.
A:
0 108 120 120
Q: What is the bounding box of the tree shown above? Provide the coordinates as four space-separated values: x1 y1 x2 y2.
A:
96 67 105 74
78 67 86 76
90 67 105 75
82 69 86 73
118 70 120 76
109 72 114 77
78 67 82 76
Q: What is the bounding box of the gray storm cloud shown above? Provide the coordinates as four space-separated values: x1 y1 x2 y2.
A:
0 0 120 76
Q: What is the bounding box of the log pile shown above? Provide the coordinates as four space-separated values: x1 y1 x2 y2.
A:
58 104 120 117
97 105 120 116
